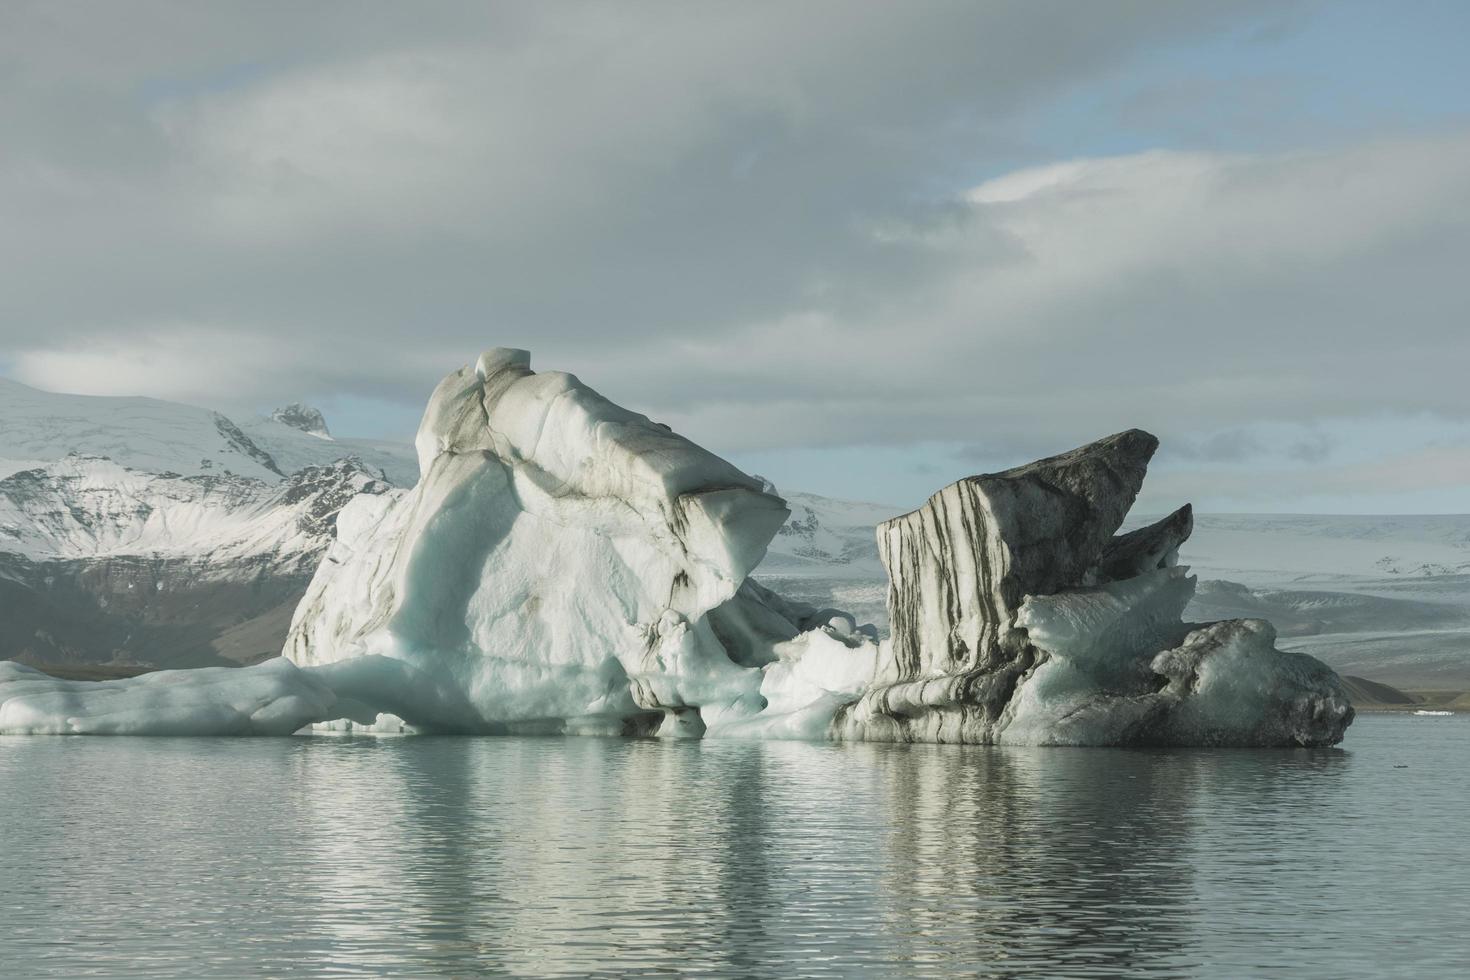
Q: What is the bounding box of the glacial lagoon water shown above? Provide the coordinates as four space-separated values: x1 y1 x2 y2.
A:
2 715 1466 979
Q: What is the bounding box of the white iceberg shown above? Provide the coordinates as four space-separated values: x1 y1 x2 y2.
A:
279 347 878 737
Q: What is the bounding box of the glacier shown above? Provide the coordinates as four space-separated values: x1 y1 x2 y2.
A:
0 349 1352 745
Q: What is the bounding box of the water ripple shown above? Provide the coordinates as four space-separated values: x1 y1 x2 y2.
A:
1 716 1466 978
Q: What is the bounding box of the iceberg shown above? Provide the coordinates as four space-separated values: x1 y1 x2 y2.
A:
0 349 1352 745
279 348 878 737
834 434 1352 746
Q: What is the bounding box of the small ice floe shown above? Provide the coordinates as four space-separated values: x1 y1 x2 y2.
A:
1412 710 1454 716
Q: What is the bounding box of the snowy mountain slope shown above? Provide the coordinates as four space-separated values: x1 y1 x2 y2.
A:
1273 630 1470 689
270 403 331 438
0 455 390 565
761 491 891 574
753 490 893 630
0 377 284 482
0 456 394 669
0 378 414 671
0 377 420 488
1186 579 1469 637
237 416 418 488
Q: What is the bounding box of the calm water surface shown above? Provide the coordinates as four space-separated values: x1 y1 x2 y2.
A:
2 715 1466 978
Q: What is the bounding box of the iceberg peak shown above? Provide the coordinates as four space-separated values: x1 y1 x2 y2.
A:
474 347 532 380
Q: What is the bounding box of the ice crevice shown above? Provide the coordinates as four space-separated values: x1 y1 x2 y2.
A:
0 349 1353 745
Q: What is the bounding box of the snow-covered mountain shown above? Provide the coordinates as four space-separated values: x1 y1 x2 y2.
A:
0 377 418 486
753 490 893 630
1155 513 1470 585
0 377 284 482
237 415 417 487
0 456 389 565
0 379 416 671
0 456 393 669
269 403 331 439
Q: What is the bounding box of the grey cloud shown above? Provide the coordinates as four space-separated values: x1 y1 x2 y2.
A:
1164 430 1267 463
1287 432 1335 463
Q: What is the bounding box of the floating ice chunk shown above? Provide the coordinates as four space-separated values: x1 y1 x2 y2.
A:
711 627 879 739
0 659 345 736
1148 619 1354 746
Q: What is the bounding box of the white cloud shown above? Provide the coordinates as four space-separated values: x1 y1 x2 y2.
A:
10 325 452 411
622 131 1470 457
12 326 302 403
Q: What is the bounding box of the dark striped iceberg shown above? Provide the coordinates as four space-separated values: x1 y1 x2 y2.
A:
834 430 1354 746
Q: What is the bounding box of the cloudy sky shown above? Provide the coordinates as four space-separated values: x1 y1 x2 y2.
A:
3 1 1467 511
